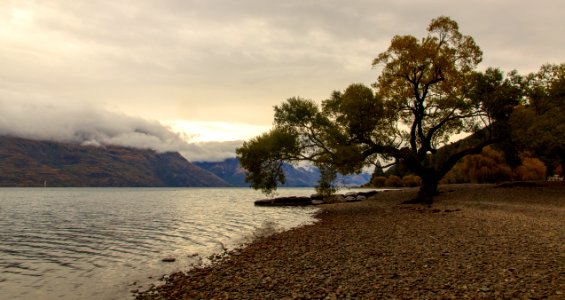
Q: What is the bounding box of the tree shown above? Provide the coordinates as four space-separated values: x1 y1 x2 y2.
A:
236 127 300 195
510 63 565 175
237 16 519 203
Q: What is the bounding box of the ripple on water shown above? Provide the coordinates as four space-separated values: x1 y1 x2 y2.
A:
0 187 320 300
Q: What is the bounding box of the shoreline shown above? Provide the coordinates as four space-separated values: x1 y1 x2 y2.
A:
136 184 564 299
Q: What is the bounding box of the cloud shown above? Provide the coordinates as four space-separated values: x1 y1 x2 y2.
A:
0 99 241 162
182 141 244 162
0 0 563 130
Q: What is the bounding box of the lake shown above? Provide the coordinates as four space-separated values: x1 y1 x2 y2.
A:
0 188 325 300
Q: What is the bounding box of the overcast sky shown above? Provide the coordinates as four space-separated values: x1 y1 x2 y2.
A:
1 0 563 161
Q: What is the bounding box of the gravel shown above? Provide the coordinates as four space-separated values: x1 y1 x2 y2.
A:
135 184 565 299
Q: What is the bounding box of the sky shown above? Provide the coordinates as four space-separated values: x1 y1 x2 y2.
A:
0 0 563 161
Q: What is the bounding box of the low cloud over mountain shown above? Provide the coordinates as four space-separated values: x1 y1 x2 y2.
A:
0 99 241 162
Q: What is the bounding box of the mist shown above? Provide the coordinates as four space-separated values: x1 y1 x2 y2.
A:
0 99 241 162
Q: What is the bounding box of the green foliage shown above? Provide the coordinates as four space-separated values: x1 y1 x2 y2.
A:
468 68 523 125
510 63 565 174
274 97 322 128
323 84 384 139
235 128 300 195
316 165 338 200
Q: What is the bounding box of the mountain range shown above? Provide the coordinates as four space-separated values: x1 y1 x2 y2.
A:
0 136 370 187
0 136 225 187
193 158 371 187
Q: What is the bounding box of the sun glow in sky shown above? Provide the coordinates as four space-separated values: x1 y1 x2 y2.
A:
165 120 271 143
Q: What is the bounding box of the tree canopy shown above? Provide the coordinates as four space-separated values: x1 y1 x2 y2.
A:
236 16 536 203
510 63 565 175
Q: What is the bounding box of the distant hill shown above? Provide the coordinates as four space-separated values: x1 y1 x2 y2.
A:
0 136 228 187
0 136 371 188
194 158 371 187
193 158 247 186
194 158 318 187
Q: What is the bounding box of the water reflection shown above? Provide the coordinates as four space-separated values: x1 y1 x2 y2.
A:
0 188 320 300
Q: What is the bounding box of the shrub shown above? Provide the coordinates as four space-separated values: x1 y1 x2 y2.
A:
371 176 387 187
402 175 422 187
446 146 512 183
385 175 403 187
441 167 466 184
513 156 547 181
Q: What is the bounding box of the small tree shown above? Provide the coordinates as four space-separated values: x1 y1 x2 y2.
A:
316 165 337 200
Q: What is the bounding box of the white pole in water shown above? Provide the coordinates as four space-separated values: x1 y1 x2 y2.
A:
44 180 47 188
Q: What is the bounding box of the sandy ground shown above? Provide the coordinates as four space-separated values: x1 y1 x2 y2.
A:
135 184 564 299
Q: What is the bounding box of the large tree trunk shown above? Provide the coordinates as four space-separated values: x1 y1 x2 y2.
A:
417 175 439 204
403 172 439 205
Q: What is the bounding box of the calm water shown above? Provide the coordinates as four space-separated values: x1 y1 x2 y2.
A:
0 188 322 300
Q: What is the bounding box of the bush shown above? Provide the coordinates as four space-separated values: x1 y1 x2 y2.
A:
402 175 422 187
445 147 512 183
465 148 513 183
371 176 387 187
441 167 466 184
513 156 547 181
444 147 550 184
385 175 403 187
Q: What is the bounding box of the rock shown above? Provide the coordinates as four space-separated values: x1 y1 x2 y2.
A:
358 190 379 198
254 190 376 207
254 196 312 206
334 195 346 202
162 257 176 262
310 193 323 200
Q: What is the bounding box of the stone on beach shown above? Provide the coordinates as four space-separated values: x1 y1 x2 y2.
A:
253 190 379 206
137 184 564 299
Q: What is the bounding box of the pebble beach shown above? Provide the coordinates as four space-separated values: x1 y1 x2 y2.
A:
136 184 564 299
